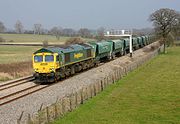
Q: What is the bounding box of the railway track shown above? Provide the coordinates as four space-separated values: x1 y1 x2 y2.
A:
0 52 130 107
0 76 34 91
0 83 49 106
0 76 49 106
0 51 133 107
0 65 105 107
0 60 109 107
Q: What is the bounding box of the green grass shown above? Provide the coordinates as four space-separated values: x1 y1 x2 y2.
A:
0 33 71 44
175 40 180 45
0 33 93 44
175 40 180 42
0 45 40 63
53 47 180 124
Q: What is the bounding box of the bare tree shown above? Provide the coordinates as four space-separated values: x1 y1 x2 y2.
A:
42 40 48 47
0 21 6 33
172 15 180 40
15 20 23 34
50 26 62 40
34 23 42 35
149 8 180 53
62 28 76 37
97 27 105 40
78 28 91 38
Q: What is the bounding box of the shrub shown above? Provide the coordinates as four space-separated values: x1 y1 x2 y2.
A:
9 40 14 42
42 40 48 47
65 37 85 45
0 72 13 81
0 37 5 42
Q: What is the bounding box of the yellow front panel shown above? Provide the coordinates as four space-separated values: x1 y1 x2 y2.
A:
33 53 60 73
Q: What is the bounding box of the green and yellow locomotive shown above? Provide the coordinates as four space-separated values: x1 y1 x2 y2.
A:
33 44 95 82
32 35 154 83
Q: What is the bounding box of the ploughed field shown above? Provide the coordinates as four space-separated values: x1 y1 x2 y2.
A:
53 47 180 124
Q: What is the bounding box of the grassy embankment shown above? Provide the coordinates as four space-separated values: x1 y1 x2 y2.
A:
53 47 180 124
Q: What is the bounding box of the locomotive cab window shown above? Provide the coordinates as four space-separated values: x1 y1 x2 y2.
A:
34 55 43 62
45 55 54 62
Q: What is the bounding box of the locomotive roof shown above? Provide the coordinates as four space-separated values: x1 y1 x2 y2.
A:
33 47 63 54
34 43 92 54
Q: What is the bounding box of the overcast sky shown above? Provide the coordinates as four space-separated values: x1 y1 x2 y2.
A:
0 0 179 30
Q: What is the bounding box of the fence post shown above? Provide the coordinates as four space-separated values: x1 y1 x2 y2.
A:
17 111 24 124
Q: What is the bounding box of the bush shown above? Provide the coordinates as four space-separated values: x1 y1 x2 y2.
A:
9 40 14 42
65 37 85 45
0 37 6 42
0 72 13 81
42 40 48 47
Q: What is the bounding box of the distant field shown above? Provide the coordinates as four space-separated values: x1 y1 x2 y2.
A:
0 33 93 44
175 40 180 45
0 45 40 64
53 47 180 124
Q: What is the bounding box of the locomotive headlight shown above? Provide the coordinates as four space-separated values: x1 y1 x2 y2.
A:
34 68 39 72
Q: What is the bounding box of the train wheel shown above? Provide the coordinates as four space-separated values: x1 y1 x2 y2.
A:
71 66 75 75
112 53 116 60
54 77 57 83
65 68 71 77
124 50 127 55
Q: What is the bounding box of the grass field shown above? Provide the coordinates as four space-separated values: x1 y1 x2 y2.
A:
0 33 93 44
0 45 40 82
53 47 180 124
0 45 40 64
0 33 72 44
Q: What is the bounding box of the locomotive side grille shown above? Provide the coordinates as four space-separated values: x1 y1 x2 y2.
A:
87 49 91 57
65 53 70 63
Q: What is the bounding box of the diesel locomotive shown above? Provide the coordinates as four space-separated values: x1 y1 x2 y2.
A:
32 35 154 83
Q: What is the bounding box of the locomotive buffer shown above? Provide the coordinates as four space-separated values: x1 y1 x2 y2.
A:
104 29 133 57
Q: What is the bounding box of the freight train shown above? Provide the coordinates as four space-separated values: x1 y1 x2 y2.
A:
32 35 154 83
